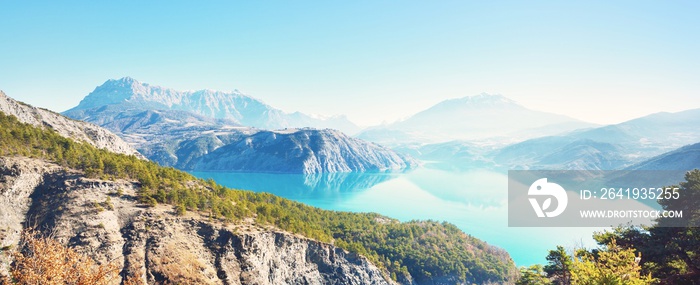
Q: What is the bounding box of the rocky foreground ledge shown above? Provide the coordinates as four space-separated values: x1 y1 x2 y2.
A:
0 157 394 285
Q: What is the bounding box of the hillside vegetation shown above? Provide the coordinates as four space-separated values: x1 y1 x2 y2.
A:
0 111 516 284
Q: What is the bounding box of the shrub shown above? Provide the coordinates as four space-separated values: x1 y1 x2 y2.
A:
5 230 119 285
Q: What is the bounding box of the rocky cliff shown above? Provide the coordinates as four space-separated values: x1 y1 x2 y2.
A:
193 128 418 174
0 157 394 285
0 91 142 158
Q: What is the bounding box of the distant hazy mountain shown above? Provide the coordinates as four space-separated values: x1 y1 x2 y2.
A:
64 77 360 134
626 142 700 171
535 139 627 170
571 108 700 156
357 93 596 145
487 108 700 170
416 141 482 162
0 91 142 157
491 136 576 166
488 137 625 170
393 141 497 171
600 143 700 188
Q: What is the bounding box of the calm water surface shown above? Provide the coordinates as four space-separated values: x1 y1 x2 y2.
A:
190 163 600 266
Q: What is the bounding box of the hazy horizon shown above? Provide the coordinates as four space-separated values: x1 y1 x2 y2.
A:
2 1 699 127
3 76 698 129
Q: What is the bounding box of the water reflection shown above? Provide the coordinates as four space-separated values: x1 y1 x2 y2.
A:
189 171 399 200
405 166 506 208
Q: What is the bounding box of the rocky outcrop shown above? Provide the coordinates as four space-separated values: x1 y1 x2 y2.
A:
0 157 64 274
0 91 143 158
194 128 418 174
0 157 393 285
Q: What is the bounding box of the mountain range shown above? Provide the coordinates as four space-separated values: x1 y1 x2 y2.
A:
489 137 627 170
627 142 700 171
62 78 416 174
65 77 360 134
386 103 700 171
599 142 700 188
60 79 700 173
357 93 597 145
485 108 700 170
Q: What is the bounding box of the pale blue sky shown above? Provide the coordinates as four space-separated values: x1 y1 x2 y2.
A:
1 1 699 126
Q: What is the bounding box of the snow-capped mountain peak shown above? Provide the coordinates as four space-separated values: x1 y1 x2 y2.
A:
65 77 360 134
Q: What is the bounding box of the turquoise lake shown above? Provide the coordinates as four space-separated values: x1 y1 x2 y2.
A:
190 163 600 266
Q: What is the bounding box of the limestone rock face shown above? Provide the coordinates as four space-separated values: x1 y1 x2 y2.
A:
193 128 418 174
0 157 393 285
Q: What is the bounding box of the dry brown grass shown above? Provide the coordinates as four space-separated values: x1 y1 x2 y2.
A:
2 230 120 285
149 242 213 285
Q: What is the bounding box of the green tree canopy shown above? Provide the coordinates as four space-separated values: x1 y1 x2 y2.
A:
570 239 654 285
516 265 552 285
544 246 572 285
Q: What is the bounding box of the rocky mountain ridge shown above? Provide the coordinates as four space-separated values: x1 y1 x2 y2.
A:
192 128 418 173
64 77 360 134
0 91 142 158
